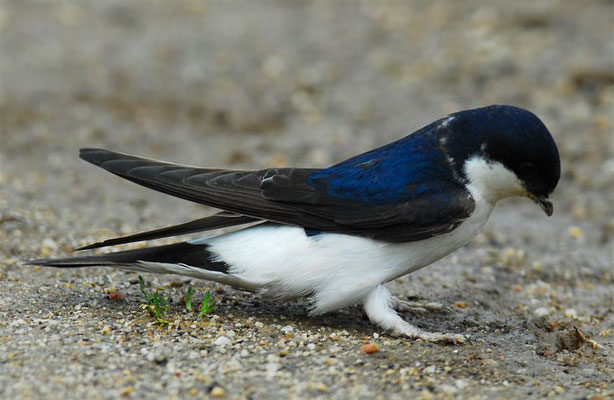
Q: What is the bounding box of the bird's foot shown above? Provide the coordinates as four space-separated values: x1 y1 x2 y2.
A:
364 285 467 344
391 298 449 314
391 322 468 344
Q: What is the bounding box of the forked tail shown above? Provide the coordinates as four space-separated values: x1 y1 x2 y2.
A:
26 241 260 290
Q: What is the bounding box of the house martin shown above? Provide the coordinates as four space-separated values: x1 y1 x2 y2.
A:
29 105 561 343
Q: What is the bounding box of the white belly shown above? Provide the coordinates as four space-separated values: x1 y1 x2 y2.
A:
200 199 494 314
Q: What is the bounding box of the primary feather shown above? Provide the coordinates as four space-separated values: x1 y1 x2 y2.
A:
74 212 258 251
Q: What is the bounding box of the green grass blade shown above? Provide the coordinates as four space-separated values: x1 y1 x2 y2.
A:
198 290 214 318
153 290 161 319
138 275 151 304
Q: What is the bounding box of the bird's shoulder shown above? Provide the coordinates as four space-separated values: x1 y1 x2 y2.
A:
265 124 454 205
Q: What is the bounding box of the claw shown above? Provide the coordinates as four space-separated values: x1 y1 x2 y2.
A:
412 331 468 344
392 298 449 314
391 322 469 344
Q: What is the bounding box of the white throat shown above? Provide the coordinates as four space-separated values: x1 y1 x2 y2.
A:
463 156 526 205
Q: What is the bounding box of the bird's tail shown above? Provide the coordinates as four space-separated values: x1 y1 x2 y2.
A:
27 242 256 290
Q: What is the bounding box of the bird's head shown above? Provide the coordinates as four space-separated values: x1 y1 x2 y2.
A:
441 105 560 216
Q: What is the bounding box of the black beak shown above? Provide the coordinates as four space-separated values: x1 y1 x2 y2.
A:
536 197 553 216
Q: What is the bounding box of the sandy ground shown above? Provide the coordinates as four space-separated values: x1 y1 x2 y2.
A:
0 1 612 399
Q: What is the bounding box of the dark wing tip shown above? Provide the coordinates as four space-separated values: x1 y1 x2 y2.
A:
72 214 260 252
73 242 102 251
79 148 130 167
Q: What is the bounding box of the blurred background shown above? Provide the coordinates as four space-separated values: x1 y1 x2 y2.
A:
0 1 612 399
1 1 612 232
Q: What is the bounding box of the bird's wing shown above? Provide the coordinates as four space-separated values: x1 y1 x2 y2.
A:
79 148 322 223
80 148 474 242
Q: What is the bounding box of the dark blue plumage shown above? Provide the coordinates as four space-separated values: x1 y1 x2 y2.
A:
306 119 452 205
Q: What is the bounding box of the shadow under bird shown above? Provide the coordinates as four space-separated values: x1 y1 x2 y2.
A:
29 105 560 343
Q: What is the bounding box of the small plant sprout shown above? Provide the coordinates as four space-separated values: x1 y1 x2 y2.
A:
138 275 169 326
186 284 193 311
198 290 215 318
138 276 214 324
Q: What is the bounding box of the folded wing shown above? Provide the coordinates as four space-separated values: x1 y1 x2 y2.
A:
79 147 474 242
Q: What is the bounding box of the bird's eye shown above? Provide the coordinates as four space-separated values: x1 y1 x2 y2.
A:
519 162 537 179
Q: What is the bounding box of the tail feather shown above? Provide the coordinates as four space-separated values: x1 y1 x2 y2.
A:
28 242 229 273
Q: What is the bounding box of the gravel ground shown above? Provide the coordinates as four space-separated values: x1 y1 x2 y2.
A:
1 1 613 399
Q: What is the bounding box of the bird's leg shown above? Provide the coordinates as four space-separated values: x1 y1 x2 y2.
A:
363 285 467 344
390 297 449 314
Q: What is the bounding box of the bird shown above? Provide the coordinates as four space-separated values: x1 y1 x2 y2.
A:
29 105 560 343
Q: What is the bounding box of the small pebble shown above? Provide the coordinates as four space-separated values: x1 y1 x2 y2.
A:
214 336 231 346
564 309 578 319
568 226 584 240
359 343 379 354
210 386 225 398
534 307 550 317
42 238 58 250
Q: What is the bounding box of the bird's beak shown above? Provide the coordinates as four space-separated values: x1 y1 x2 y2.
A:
531 195 553 216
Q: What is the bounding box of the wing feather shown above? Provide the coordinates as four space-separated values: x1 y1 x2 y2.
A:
79 147 474 242
75 212 258 251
